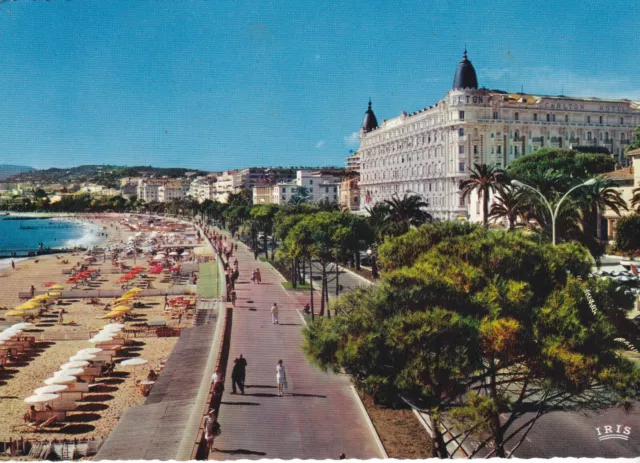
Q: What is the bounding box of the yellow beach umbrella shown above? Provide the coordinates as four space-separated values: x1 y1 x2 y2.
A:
102 312 123 319
47 292 61 297
124 288 144 295
32 295 51 301
17 302 39 309
50 284 65 290
119 293 134 299
5 310 26 317
112 306 131 313
113 297 133 305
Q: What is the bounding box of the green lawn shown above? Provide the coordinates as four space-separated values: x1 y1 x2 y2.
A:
282 281 311 290
197 262 219 298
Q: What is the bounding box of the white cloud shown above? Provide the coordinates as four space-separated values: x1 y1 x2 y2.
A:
315 140 325 149
344 132 359 147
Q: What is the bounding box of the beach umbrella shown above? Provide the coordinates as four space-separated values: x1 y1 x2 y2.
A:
169 251 179 256
3 311 25 317
43 282 57 287
102 323 125 330
102 312 123 319
77 347 103 355
24 393 60 404
120 357 148 382
5 328 22 335
17 302 39 310
54 368 84 377
50 284 65 290
47 292 62 297
152 255 164 260
181 251 190 256
112 306 131 313
44 375 76 385
89 334 114 343
11 322 34 330
32 295 51 301
101 327 123 334
35 385 68 394
61 360 90 369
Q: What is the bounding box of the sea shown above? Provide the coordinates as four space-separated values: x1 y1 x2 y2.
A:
0 215 106 271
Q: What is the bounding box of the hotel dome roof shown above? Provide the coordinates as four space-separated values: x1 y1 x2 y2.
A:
362 100 379 133
452 50 478 90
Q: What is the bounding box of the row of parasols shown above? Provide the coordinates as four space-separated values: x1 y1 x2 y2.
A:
65 269 99 285
3 290 63 318
24 323 148 409
102 287 144 320
116 266 147 284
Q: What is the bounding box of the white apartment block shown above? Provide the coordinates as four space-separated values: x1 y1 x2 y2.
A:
158 181 190 202
358 51 640 221
252 170 340 205
188 176 217 203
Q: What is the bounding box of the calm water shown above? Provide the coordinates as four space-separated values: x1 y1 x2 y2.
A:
0 216 102 252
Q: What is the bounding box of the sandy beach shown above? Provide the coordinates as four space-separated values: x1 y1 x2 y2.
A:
0 214 203 443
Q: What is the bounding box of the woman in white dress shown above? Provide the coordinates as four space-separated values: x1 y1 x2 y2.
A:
276 359 287 397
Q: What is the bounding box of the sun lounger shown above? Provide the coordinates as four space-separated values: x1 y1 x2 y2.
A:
51 400 77 412
34 410 66 424
66 382 90 393
58 390 84 401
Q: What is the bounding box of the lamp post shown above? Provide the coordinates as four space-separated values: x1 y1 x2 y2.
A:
511 178 596 245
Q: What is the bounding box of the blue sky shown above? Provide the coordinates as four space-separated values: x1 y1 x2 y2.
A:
0 0 637 171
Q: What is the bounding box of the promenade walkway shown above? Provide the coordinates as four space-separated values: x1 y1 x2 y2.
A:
210 235 383 460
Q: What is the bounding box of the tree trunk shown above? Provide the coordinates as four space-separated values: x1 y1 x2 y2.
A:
302 258 306 281
309 261 315 322
355 252 361 270
319 263 326 317
325 269 330 318
335 261 340 296
291 259 297 289
429 413 449 459
270 230 276 261
263 234 268 259
483 188 490 227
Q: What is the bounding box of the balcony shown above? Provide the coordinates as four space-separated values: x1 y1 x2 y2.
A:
569 138 580 144
551 137 563 144
532 137 544 143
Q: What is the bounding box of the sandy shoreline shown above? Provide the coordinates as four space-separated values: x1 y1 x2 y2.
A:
0 214 200 444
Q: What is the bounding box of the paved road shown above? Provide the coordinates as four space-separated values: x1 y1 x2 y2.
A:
300 261 372 300
211 235 383 460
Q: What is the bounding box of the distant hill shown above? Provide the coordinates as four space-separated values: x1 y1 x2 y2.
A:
0 164 35 180
6 165 209 189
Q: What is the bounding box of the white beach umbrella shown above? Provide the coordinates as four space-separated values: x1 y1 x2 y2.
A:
169 251 179 256
44 375 76 385
103 323 125 330
60 360 90 369
69 353 97 362
120 357 148 382
152 255 164 261
11 322 34 330
181 251 190 256
89 334 114 344
54 368 84 377
24 393 60 404
35 385 68 395
77 347 103 355
101 326 122 334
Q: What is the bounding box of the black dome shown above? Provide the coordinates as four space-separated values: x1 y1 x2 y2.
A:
362 99 378 133
452 50 478 90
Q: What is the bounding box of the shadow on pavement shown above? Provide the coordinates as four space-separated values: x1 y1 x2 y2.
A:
214 448 267 456
290 393 327 398
245 385 277 388
220 401 260 406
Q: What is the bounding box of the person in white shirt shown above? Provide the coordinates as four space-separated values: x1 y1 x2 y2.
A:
276 359 287 397
271 303 279 324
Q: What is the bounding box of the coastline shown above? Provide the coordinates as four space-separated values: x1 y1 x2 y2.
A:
0 213 191 442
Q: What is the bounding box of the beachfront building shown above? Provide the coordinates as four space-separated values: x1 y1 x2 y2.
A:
339 176 360 212
137 179 165 203
346 151 361 173
357 50 640 221
158 181 191 203
253 184 275 205
188 176 218 203
252 170 340 205
599 147 640 241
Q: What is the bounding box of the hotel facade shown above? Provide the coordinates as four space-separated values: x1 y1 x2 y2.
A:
357 51 640 220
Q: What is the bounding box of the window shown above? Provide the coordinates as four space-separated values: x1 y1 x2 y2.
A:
473 145 478 154
333 187 337 192
552 114 556 122
599 116 603 124
459 160 465 172
587 115 591 123
514 112 519 121
459 145 465 154
490 133 494 139
533 113 538 121
282 188 286 193
309 180 313 184
493 111 499 120
325 187 329 193
587 132 592 140
515 146 519 157
497 146 502 154
565 115 569 122
459 111 465 121
621 117 624 125
546 113 550 122
459 128 464 137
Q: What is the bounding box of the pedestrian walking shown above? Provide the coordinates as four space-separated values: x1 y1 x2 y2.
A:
177 311 183 326
276 359 287 397
255 268 261 284
11 260 15 270
271 302 279 324
204 409 221 451
230 289 237 306
238 354 247 390
251 270 256 284
234 244 238 252
58 309 64 325
30 285 35 298
231 358 244 394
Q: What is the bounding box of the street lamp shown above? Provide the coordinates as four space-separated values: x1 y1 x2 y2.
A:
511 178 596 245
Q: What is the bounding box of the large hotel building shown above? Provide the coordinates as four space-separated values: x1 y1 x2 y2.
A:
358 51 640 220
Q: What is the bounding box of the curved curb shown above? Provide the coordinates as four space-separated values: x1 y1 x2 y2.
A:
350 385 388 459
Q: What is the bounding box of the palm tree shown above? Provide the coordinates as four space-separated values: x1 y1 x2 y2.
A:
631 183 640 213
488 186 526 230
576 176 628 240
381 193 431 237
459 164 507 227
